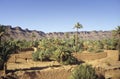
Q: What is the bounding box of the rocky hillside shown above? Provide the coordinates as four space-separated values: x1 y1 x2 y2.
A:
46 31 112 40
1 25 113 41
3 25 46 41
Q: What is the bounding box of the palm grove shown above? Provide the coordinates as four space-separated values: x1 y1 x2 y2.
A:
0 24 120 78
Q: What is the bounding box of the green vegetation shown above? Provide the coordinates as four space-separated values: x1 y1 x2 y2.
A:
0 25 35 71
53 46 78 65
31 37 119 65
0 41 18 74
32 39 78 65
0 24 119 73
70 64 98 79
113 26 120 60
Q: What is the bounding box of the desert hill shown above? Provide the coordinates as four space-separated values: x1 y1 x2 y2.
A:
2 25 113 41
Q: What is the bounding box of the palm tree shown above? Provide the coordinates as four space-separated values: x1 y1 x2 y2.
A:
113 26 120 60
73 22 83 52
0 41 15 75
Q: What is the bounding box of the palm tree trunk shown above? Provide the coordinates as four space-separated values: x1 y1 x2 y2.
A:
3 62 7 75
76 28 78 53
0 36 1 45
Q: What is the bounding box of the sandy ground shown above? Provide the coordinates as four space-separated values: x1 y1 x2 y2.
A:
5 50 120 79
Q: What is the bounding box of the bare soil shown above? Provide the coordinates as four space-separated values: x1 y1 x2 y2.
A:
1 50 120 79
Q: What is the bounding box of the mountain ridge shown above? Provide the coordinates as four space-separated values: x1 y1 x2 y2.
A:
1 25 113 41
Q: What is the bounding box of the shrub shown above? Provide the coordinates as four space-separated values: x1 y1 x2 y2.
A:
38 50 50 61
62 55 78 65
94 49 103 53
87 47 94 52
32 49 52 62
32 51 39 61
54 47 78 65
70 64 99 79
88 48 103 53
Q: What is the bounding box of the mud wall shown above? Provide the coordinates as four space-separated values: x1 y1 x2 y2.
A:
73 52 107 61
8 51 33 63
104 50 119 61
8 50 119 63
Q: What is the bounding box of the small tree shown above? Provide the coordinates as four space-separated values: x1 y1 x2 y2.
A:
70 64 98 79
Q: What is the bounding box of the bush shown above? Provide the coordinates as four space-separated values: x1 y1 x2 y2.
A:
87 48 103 53
62 55 78 65
38 50 50 61
70 64 99 79
87 48 94 52
32 51 39 61
53 47 78 65
32 49 52 61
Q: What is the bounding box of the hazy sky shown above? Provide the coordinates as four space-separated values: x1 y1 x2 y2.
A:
0 0 120 33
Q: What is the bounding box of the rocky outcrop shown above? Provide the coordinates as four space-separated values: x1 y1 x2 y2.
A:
1 25 113 41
